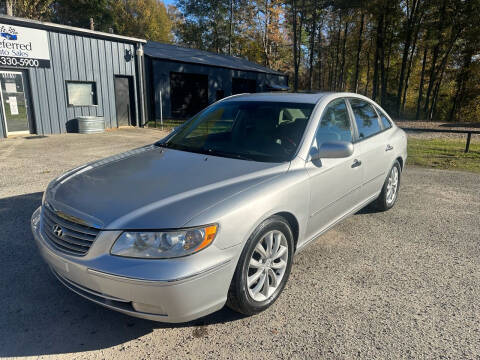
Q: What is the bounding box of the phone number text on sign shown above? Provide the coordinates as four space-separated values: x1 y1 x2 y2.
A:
0 56 50 68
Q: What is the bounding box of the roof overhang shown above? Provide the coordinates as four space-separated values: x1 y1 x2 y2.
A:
0 15 146 44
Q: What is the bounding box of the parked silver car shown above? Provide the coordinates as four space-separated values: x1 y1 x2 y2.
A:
31 92 407 323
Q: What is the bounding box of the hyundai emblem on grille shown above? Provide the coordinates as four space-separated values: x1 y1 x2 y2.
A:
52 224 63 238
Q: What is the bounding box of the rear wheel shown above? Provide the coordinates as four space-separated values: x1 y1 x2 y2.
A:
227 216 294 315
373 160 401 211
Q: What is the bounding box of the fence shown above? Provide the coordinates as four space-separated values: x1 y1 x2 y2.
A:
400 127 480 153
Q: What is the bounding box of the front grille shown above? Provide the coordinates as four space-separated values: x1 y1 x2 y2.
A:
41 203 99 256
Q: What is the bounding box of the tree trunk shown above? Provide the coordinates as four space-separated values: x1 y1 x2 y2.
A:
424 0 447 115
372 12 384 101
396 0 418 116
333 13 342 91
228 0 233 56
353 12 364 93
401 20 421 115
308 0 318 90
292 0 299 91
317 26 323 89
384 25 393 93
6 0 13 16
379 15 387 107
365 36 373 95
415 46 427 119
449 50 472 122
339 19 349 91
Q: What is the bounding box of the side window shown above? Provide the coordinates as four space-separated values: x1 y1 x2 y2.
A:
316 99 353 147
376 106 392 129
349 98 382 139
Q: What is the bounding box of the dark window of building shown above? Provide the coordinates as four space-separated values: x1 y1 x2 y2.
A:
66 81 98 106
232 78 257 94
216 90 225 101
170 72 209 118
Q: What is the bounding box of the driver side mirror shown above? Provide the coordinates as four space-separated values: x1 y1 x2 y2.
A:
310 141 354 161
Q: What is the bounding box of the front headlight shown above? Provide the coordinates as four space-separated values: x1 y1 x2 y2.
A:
110 224 218 259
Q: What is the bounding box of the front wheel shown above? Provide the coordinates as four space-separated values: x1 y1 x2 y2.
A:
373 160 401 211
226 216 294 315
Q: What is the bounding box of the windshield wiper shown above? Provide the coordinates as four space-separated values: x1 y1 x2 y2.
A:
204 148 255 161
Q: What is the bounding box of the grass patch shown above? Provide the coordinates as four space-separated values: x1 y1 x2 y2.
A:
407 138 480 173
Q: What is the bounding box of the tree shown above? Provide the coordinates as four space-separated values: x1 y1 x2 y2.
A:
14 0 476 122
111 0 172 42
7 0 53 20
52 0 114 31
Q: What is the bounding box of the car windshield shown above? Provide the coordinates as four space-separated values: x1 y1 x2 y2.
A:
158 101 315 162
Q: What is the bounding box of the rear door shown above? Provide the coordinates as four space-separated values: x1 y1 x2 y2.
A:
305 98 364 240
114 76 134 127
347 98 391 201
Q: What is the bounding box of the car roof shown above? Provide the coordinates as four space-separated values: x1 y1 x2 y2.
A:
223 92 364 104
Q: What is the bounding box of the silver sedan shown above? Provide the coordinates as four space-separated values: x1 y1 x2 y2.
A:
31 92 407 323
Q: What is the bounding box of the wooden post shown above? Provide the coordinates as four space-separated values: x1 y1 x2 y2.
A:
465 132 471 153
159 90 163 127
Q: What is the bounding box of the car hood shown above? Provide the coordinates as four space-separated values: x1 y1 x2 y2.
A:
45 145 288 229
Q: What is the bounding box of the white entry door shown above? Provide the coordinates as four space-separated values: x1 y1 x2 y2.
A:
0 71 30 135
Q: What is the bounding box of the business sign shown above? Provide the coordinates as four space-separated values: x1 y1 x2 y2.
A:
0 24 50 68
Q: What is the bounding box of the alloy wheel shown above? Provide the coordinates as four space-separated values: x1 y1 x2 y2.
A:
246 230 289 302
386 166 399 205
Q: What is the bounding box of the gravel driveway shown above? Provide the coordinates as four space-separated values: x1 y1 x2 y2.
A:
1 129 479 359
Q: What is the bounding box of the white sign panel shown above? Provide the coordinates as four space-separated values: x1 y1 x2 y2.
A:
0 23 50 68
5 82 16 93
8 96 18 115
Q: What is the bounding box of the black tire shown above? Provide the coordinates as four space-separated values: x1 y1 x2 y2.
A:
373 160 401 211
226 215 294 315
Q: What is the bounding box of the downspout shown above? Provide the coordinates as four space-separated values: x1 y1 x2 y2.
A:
135 43 146 127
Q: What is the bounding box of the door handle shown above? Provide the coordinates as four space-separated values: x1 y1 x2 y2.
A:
385 144 394 151
351 159 362 168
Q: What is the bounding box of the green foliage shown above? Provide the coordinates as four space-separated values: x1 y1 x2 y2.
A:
11 0 479 123
52 0 114 31
110 0 172 42
12 0 54 20
24 0 173 43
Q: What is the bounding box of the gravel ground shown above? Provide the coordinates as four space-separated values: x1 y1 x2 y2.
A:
1 129 479 359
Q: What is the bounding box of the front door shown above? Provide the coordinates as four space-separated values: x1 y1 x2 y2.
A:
0 71 30 135
305 98 363 240
114 76 134 127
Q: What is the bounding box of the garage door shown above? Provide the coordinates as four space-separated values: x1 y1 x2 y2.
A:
170 72 208 118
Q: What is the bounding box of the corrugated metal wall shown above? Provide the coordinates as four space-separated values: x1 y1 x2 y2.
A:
147 58 288 120
0 28 140 138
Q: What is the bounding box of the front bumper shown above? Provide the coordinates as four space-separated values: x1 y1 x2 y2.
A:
31 207 238 323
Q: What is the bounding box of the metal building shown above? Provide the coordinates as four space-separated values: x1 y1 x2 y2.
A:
144 42 289 121
0 15 147 139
